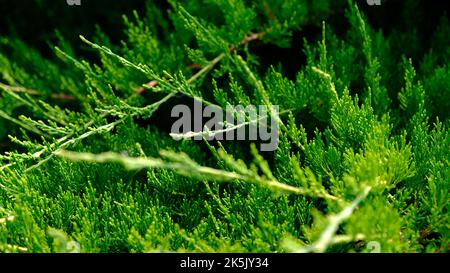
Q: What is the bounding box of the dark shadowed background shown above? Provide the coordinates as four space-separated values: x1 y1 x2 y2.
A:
0 0 449 63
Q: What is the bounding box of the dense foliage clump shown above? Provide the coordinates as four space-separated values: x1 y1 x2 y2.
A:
0 0 448 253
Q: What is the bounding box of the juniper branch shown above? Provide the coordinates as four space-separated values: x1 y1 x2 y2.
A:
56 149 341 201
0 110 45 136
0 215 14 224
2 32 229 172
283 186 372 253
24 91 175 172
2 244 28 253
311 66 339 102
136 31 264 95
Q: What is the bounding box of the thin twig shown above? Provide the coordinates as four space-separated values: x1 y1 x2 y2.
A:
3 244 28 253
311 66 339 102
0 82 76 101
284 186 372 253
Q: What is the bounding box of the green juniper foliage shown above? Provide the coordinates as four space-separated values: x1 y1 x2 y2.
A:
0 0 448 253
